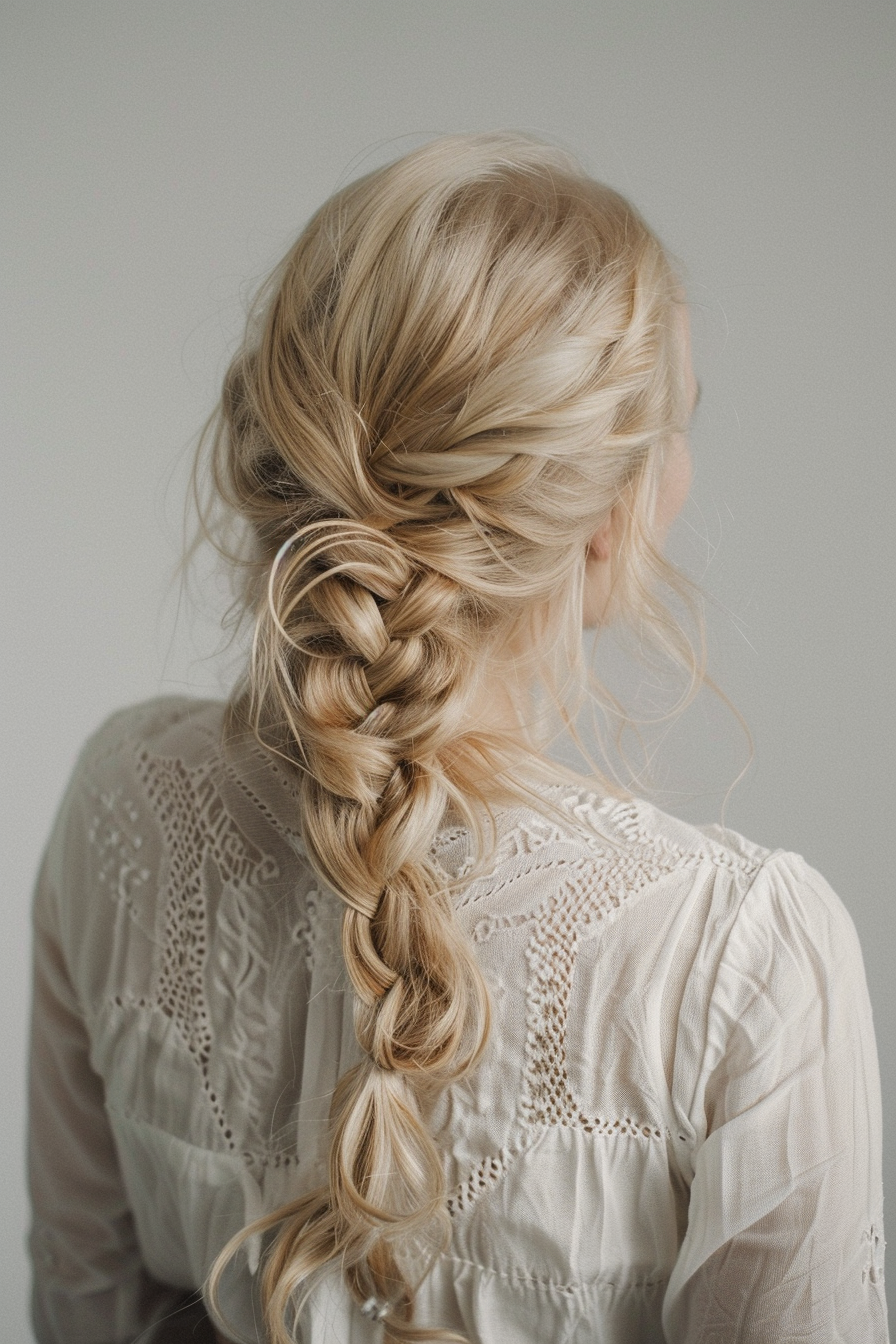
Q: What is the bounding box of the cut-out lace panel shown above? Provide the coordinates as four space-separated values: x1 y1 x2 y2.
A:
442 805 763 1216
135 747 280 1148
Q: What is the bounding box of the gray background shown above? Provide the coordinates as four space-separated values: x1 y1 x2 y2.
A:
2 1 893 1338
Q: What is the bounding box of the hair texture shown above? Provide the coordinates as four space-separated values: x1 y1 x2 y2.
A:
200 132 699 1341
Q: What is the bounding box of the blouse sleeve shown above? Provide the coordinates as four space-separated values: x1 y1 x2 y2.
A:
662 851 889 1343
28 754 189 1343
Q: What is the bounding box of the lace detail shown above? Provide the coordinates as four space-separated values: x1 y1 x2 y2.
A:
291 886 321 974
135 748 279 1146
225 740 308 857
519 864 665 1137
85 703 766 1199
444 807 764 1216
34 698 886 1342
89 786 152 925
448 1144 528 1216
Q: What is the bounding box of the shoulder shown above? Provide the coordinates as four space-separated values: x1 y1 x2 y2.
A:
65 698 235 811
719 846 866 994
544 783 864 977
544 781 772 883
663 832 870 1077
39 696 227 900
636 799 862 963
36 697 229 918
456 779 782 951
634 795 864 988
75 694 228 782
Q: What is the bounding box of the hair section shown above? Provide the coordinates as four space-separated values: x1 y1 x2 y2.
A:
201 131 697 1341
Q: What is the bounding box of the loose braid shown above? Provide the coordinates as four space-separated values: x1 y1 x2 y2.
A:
241 519 493 1337
202 132 698 1341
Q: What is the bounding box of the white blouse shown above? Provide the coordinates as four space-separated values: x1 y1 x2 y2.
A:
28 696 888 1343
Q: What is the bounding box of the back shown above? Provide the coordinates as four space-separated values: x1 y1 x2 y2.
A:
29 696 888 1342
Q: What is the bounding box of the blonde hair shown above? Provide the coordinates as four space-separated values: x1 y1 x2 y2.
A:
200 132 698 1341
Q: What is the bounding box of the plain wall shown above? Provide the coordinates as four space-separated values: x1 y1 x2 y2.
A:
3 1 893 1338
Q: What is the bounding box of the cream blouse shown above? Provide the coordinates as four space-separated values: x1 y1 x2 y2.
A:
28 696 888 1342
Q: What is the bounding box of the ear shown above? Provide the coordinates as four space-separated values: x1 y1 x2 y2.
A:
586 519 614 565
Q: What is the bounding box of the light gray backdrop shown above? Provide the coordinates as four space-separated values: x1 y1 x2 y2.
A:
3 1 893 1339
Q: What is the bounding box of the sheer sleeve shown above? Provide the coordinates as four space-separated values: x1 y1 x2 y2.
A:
27 756 190 1343
662 851 888 1342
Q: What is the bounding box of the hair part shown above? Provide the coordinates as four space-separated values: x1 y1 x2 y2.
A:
200 131 702 1342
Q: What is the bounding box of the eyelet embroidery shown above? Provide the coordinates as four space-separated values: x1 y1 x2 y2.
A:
89 786 151 923
135 748 279 1147
86 708 764 1215
442 797 761 1215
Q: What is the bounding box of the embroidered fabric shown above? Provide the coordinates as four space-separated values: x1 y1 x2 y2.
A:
28 697 888 1343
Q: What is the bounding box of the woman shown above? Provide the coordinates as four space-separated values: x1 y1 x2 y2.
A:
28 133 887 1343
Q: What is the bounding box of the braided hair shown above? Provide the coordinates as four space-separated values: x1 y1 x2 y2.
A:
202 132 694 1341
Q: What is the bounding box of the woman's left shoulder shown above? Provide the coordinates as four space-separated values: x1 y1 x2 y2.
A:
637 800 857 939
726 844 866 984
76 694 226 779
620 798 867 982
582 791 774 884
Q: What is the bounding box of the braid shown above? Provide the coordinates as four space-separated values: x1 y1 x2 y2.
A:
203 132 697 1342
246 521 491 1337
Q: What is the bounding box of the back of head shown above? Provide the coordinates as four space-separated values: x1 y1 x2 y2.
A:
202 132 690 1341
